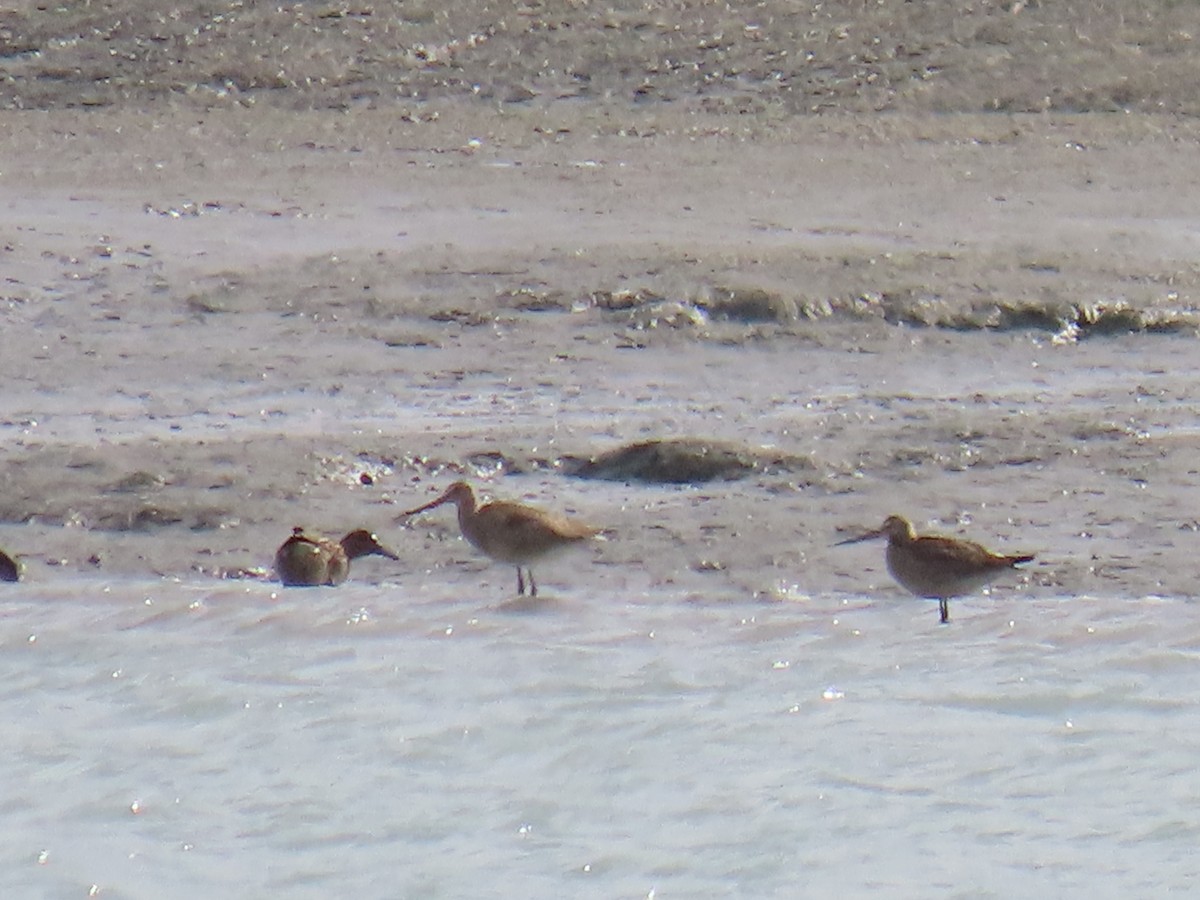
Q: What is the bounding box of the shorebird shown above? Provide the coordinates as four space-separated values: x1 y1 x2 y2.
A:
403 481 598 596
836 514 1034 623
274 526 400 587
0 548 19 583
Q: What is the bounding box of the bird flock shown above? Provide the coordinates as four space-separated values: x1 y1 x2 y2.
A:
0 481 1035 624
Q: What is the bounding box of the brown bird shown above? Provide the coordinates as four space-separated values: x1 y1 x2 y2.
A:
835 514 1034 623
0 548 20 583
403 481 598 596
274 527 400 587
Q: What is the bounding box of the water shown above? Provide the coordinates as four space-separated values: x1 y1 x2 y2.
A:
6 12 1200 892
3 574 1198 898
5 273 1200 897
4 304 1199 896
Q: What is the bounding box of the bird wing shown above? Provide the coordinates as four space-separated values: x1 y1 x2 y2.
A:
474 502 595 558
913 536 1012 577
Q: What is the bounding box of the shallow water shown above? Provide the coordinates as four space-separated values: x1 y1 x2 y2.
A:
6 274 1200 896
6 22 1200 891
4 575 1199 899
6 294 1200 894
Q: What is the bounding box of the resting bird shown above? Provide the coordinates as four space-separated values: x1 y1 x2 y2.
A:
274 527 400 587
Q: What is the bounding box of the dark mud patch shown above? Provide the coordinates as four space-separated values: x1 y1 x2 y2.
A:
0 549 20 582
564 438 815 484
865 291 1200 338
702 287 800 324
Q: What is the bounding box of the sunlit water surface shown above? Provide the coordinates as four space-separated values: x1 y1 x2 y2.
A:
3 577 1198 899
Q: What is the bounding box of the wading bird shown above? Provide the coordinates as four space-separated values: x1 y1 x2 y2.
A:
836 515 1034 623
404 481 598 596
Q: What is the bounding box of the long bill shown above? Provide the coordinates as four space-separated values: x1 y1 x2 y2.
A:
403 495 451 517
833 527 886 547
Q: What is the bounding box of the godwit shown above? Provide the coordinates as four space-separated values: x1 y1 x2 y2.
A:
836 514 1034 623
403 481 598 596
0 548 19 582
274 526 400 587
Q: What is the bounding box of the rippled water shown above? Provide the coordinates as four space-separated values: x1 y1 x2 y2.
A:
4 572 1198 898
6 42 1200 893
5 277 1200 896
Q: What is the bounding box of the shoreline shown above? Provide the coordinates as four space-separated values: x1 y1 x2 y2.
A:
2 105 1199 597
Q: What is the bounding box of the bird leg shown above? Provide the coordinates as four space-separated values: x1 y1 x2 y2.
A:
939 598 950 624
514 568 538 596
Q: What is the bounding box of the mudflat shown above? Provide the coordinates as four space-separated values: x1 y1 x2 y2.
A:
2 2 1198 598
